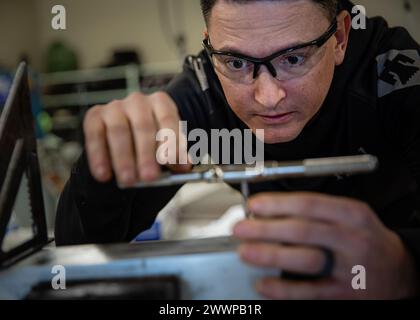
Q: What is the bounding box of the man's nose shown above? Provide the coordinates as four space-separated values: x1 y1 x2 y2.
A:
253 67 287 109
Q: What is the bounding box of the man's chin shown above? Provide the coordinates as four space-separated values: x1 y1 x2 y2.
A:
261 128 303 144
246 119 304 144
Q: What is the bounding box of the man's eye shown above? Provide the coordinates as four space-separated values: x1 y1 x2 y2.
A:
282 55 306 66
225 59 249 71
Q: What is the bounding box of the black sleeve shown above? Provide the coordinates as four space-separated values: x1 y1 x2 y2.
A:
374 25 420 288
381 87 420 274
395 90 420 265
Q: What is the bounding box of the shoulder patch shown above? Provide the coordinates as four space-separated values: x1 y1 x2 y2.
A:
376 49 420 98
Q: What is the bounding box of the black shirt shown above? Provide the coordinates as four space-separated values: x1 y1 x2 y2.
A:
55 2 420 274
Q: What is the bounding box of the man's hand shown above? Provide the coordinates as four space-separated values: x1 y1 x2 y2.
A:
83 91 191 186
233 192 419 299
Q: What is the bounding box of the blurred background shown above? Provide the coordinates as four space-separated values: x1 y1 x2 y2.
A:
0 0 419 243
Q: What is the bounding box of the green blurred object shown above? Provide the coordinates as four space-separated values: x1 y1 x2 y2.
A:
38 111 53 134
46 41 78 72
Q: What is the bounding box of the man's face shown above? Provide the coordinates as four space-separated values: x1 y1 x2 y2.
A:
207 0 344 144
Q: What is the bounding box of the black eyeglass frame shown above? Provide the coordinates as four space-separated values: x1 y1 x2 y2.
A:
203 18 338 80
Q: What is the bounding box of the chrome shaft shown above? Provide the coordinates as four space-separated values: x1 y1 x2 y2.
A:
127 155 378 189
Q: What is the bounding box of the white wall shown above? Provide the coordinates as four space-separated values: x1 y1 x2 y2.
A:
0 0 419 72
0 0 40 69
33 0 205 70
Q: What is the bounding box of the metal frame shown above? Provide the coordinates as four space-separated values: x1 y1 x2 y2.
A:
0 62 49 268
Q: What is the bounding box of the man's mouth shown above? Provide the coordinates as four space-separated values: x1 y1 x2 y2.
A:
256 111 296 124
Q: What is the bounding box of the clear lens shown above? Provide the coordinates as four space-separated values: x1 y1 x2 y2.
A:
212 54 254 83
211 44 325 84
271 45 323 80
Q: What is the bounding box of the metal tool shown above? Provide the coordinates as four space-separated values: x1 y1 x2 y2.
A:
126 155 378 218
128 155 378 189
240 180 252 218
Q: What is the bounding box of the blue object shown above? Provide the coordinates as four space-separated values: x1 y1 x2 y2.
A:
133 221 162 242
0 71 12 109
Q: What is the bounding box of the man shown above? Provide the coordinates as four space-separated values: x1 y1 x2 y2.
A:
56 0 420 299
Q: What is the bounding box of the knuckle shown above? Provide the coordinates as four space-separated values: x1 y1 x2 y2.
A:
157 113 178 128
126 91 146 103
151 91 169 103
110 98 123 105
102 103 123 121
106 99 123 110
86 105 102 118
84 106 102 125
101 108 128 129
151 92 178 112
106 99 123 111
125 94 150 112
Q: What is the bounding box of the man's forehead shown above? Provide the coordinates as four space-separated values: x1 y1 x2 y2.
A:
208 0 329 57
208 0 325 30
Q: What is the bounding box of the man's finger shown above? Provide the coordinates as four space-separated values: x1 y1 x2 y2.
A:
233 218 345 251
248 192 372 228
151 92 192 172
238 242 327 275
102 102 137 186
124 93 160 182
256 277 341 300
84 106 112 182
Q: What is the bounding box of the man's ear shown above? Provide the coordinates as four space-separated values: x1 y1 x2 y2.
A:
334 11 352 66
203 30 209 39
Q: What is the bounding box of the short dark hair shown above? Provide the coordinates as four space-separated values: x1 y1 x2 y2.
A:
200 0 338 25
